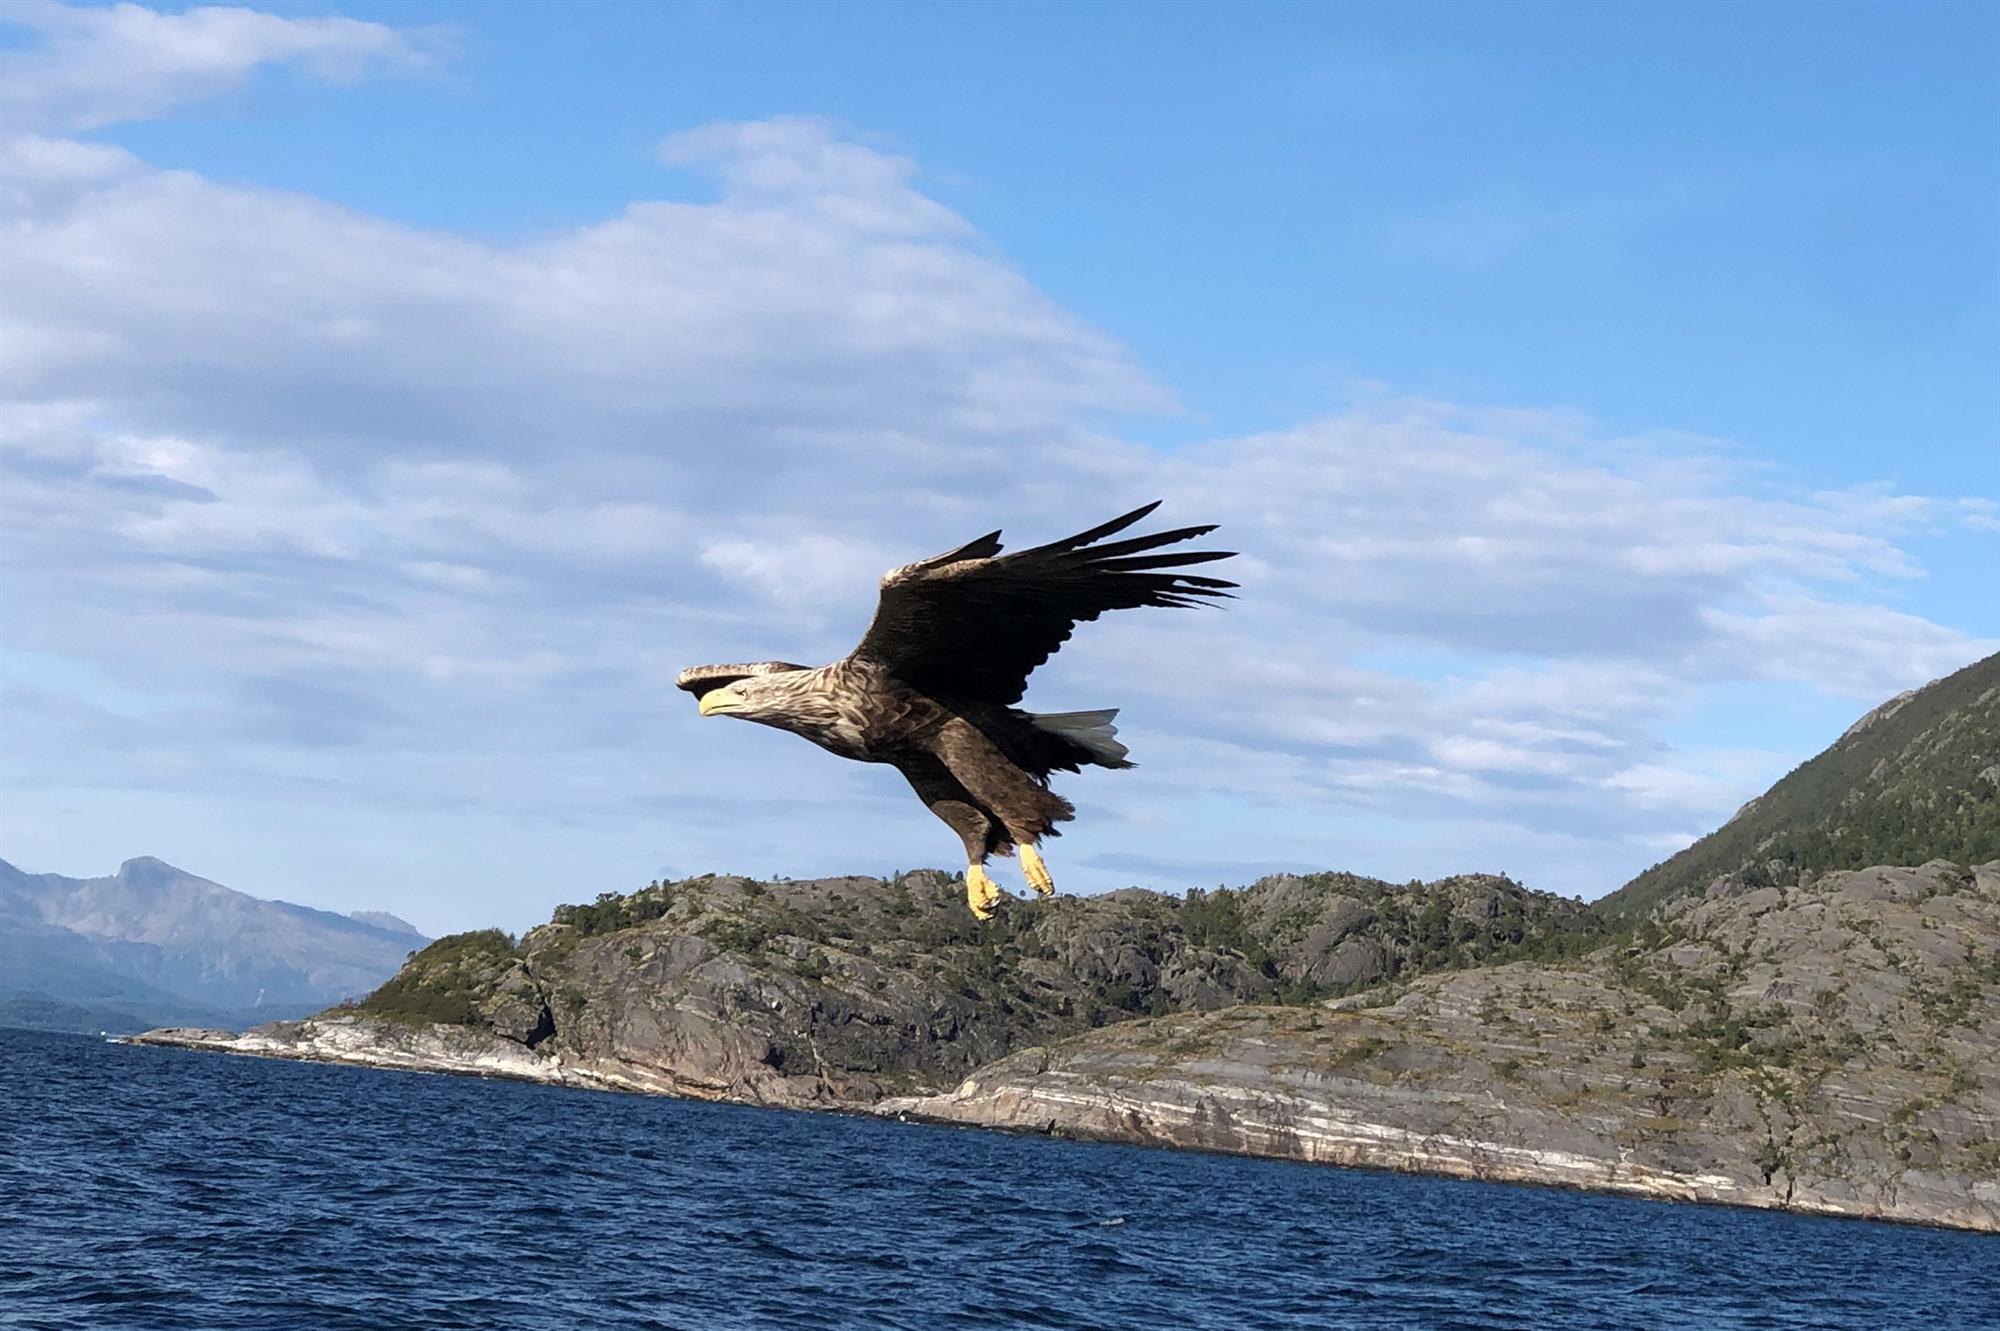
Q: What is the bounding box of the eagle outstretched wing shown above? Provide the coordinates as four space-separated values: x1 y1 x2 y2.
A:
847 501 1236 706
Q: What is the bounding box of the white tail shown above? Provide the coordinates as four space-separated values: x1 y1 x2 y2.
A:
1030 708 1131 766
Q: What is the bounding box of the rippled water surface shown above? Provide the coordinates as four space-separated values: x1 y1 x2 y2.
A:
2 1028 1992 1330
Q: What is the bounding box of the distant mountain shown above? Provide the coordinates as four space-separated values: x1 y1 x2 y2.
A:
0 856 428 1033
1600 651 2000 917
0 923 249 1033
350 910 422 936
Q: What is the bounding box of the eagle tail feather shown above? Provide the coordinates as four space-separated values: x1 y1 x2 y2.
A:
1028 708 1133 768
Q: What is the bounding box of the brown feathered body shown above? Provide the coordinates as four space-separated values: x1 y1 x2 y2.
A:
676 503 1234 873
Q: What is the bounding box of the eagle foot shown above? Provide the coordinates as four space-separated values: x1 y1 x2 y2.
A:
966 864 1003 920
1020 844 1055 897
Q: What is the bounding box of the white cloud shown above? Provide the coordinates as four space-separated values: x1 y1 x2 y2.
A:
1602 753 1790 813
1699 595 1993 699
1958 498 2000 533
0 0 444 132
659 117 969 239
701 533 890 610
1383 173 1727 268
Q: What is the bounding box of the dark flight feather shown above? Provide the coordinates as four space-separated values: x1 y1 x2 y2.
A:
847 501 1237 706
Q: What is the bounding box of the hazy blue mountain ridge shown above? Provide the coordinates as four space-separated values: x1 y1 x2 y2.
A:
0 855 427 1033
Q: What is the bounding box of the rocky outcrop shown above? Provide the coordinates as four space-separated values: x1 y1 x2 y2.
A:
881 1006 1771 1207
890 861 2000 1231
291 867 1597 1107
125 1017 769 1098
131 860 2000 1230
129 1020 565 1086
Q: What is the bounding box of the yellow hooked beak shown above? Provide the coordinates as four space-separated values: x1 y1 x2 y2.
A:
697 685 747 717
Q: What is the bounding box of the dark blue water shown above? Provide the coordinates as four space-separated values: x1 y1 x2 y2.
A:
1 1029 1992 1330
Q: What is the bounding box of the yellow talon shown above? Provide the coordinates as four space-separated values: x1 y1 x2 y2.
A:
1020 844 1055 897
966 864 1002 920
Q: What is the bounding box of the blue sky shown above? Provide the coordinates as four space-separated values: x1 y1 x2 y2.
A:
1 0 1994 933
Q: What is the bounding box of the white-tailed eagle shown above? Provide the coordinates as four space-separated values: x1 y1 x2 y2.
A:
677 502 1236 918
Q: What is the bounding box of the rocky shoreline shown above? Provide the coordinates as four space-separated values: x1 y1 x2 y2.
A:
879 1003 2000 1232
126 1018 779 1101
129 1003 1999 1233
129 860 2000 1234
882 1058 1760 1212
122 1016 1763 1211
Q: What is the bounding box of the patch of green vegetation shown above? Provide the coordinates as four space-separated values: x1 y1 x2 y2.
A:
1910 965 1992 1031
554 882 677 936
1602 651 1999 916
1670 995 1808 1075
1180 888 1277 975
1963 1137 2000 1178
702 918 773 955
1331 1036 1392 1069
1609 951 1691 1013
354 929 520 1026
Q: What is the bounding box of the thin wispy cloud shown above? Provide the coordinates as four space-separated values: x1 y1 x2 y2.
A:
1383 174 1731 268
0 0 446 132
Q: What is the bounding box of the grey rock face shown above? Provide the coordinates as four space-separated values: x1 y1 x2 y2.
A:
130 1019 571 1086
893 861 2000 1231
508 868 1597 1105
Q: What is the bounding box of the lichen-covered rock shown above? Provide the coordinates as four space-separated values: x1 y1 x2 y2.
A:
137 868 1599 1107
481 964 553 1047
889 860 2000 1232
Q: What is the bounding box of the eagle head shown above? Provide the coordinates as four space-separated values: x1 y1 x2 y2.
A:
675 662 812 720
